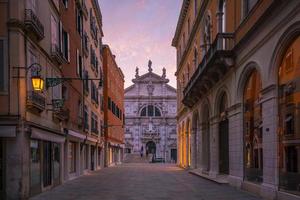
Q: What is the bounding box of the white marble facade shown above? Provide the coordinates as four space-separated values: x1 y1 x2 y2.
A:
124 61 177 162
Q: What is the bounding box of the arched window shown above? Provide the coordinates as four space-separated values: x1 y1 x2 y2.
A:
243 69 263 183
278 36 300 193
140 105 161 117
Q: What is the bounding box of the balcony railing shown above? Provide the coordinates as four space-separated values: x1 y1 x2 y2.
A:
53 108 70 121
24 9 45 40
182 33 235 107
51 44 67 65
27 91 46 111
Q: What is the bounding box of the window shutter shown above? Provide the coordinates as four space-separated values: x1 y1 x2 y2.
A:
0 40 4 91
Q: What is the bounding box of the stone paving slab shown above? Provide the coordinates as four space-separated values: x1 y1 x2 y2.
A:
31 163 261 200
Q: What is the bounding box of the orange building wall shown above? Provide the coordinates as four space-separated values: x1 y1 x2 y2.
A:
102 45 124 144
60 0 83 130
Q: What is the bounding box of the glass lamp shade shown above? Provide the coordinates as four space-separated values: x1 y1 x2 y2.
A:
31 76 44 91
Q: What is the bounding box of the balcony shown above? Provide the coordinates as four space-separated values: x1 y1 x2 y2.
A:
24 9 45 40
51 44 67 65
27 91 46 112
183 33 235 107
53 108 70 121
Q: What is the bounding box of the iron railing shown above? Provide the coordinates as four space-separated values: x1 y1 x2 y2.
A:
27 91 46 110
183 33 234 97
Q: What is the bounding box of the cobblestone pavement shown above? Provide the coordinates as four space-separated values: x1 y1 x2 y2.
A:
31 163 261 200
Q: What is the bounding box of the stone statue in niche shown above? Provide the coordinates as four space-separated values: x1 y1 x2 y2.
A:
147 81 154 96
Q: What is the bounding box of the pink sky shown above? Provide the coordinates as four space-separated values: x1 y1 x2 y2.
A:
99 0 182 88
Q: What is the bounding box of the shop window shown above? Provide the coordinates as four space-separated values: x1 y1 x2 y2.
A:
243 70 263 183
286 146 298 173
278 36 300 194
285 114 294 135
30 140 40 194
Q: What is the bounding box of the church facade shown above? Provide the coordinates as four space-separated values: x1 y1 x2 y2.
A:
124 61 177 162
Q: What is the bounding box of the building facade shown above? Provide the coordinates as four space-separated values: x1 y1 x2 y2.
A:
172 0 300 199
0 0 104 199
102 45 125 166
124 62 177 162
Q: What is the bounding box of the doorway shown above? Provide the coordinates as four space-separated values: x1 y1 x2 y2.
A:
219 119 229 174
146 141 156 156
43 141 52 187
90 146 95 170
171 149 177 163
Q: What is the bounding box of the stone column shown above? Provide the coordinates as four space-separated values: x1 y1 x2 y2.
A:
260 85 277 199
210 116 219 177
227 103 243 187
191 128 197 169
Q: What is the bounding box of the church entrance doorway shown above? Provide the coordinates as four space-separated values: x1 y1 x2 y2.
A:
146 141 156 156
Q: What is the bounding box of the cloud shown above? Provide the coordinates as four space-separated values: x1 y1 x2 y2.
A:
99 0 181 87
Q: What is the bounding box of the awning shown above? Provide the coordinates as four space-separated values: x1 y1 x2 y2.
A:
31 128 65 143
0 126 16 137
68 130 86 141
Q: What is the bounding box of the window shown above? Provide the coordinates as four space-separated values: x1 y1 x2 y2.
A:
62 30 70 61
243 70 263 183
76 8 82 36
286 146 298 173
52 76 62 100
0 39 7 92
83 71 89 93
140 105 161 117
285 114 294 135
91 81 98 104
243 0 258 17
108 97 111 110
84 105 89 130
62 0 68 8
76 49 82 77
62 85 68 100
91 112 98 134
51 16 58 49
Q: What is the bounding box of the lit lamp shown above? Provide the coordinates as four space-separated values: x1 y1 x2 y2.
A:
31 75 44 91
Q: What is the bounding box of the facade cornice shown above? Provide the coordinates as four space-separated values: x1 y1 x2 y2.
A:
125 96 176 100
175 0 209 76
172 0 190 47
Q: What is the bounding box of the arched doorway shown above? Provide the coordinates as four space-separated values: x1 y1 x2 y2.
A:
146 141 156 156
243 69 263 183
278 35 300 194
202 105 210 172
218 92 229 174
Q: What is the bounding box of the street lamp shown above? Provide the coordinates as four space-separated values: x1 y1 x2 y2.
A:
26 63 45 92
31 74 44 91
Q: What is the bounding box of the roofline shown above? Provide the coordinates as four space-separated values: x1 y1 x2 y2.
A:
93 0 104 37
171 0 190 47
103 44 124 81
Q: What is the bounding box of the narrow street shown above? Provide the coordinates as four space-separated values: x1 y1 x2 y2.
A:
31 163 261 200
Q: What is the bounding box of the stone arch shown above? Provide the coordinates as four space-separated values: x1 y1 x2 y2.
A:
236 61 263 103
199 98 211 171
214 86 231 116
268 21 300 85
273 27 300 192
